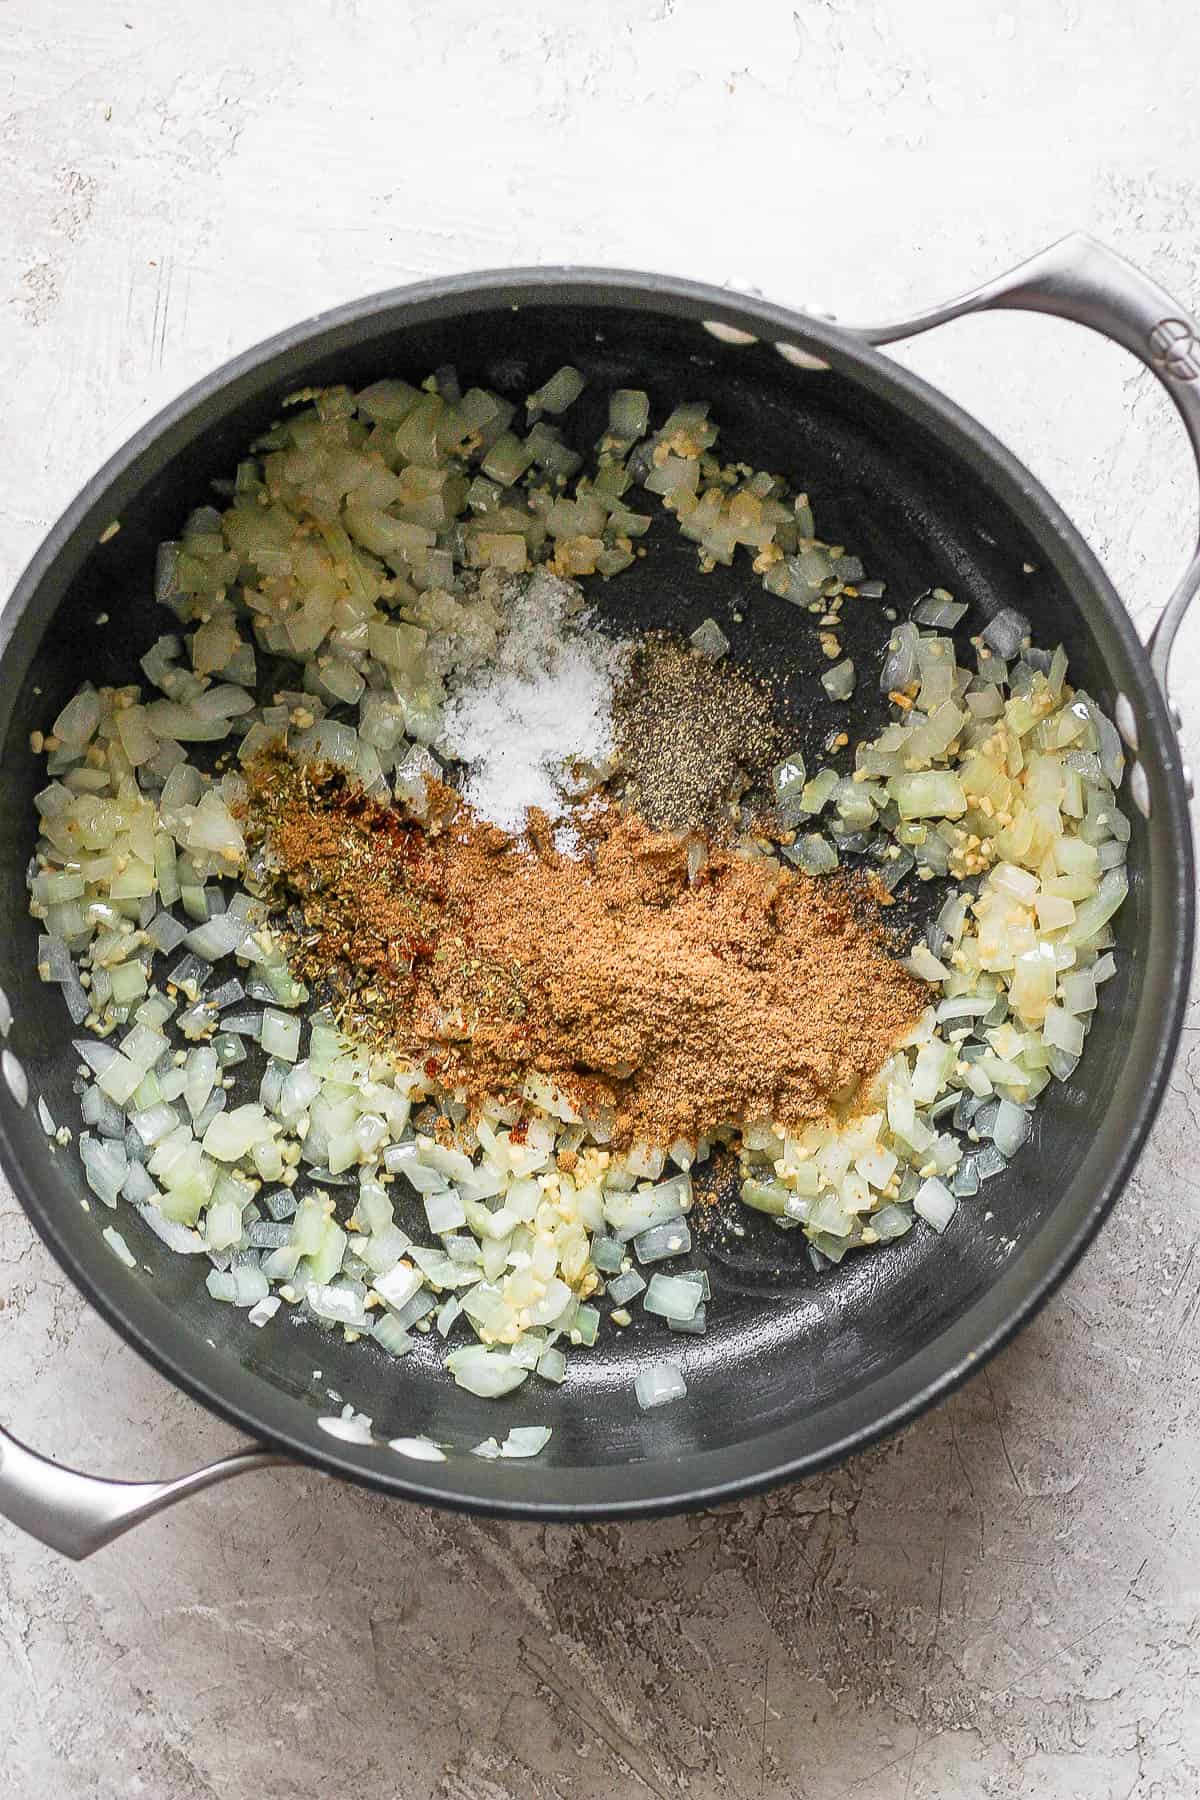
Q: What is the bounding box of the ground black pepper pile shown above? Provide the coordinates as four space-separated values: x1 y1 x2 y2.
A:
611 637 783 835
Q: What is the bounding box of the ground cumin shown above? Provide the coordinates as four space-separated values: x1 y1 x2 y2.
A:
240 750 924 1147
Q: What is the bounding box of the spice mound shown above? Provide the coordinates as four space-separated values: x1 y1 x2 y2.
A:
613 636 783 835
241 750 923 1147
438 568 629 835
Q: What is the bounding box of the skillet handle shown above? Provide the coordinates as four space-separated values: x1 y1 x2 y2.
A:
0 1421 288 1560
855 232 1200 722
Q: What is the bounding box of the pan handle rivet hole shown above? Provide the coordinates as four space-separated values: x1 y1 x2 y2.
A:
1114 692 1140 752
1129 760 1152 819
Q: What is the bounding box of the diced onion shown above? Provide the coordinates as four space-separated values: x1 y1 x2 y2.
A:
634 1363 687 1410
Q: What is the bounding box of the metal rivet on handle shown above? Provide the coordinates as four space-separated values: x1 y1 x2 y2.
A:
1114 692 1139 752
702 320 759 346
777 303 837 371
776 341 831 372
707 275 766 345
1129 759 1152 818
2 1048 28 1109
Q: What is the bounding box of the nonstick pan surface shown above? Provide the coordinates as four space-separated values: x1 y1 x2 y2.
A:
0 265 1192 1520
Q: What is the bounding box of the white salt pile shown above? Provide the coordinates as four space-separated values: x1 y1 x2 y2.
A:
440 570 628 835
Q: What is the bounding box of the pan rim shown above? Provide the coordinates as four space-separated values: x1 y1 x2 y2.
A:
1 265 1192 1518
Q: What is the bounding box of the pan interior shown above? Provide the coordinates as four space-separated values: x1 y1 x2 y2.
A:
0 290 1184 1513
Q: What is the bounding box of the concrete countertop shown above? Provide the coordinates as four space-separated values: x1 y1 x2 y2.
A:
1 5 1198 1795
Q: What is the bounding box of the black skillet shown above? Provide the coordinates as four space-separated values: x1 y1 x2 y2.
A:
0 236 1194 1555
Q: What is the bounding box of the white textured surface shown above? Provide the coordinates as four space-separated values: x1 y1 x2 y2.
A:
2 5 1199 1796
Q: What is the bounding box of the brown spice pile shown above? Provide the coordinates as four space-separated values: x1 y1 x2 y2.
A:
240 750 923 1147
612 637 783 835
